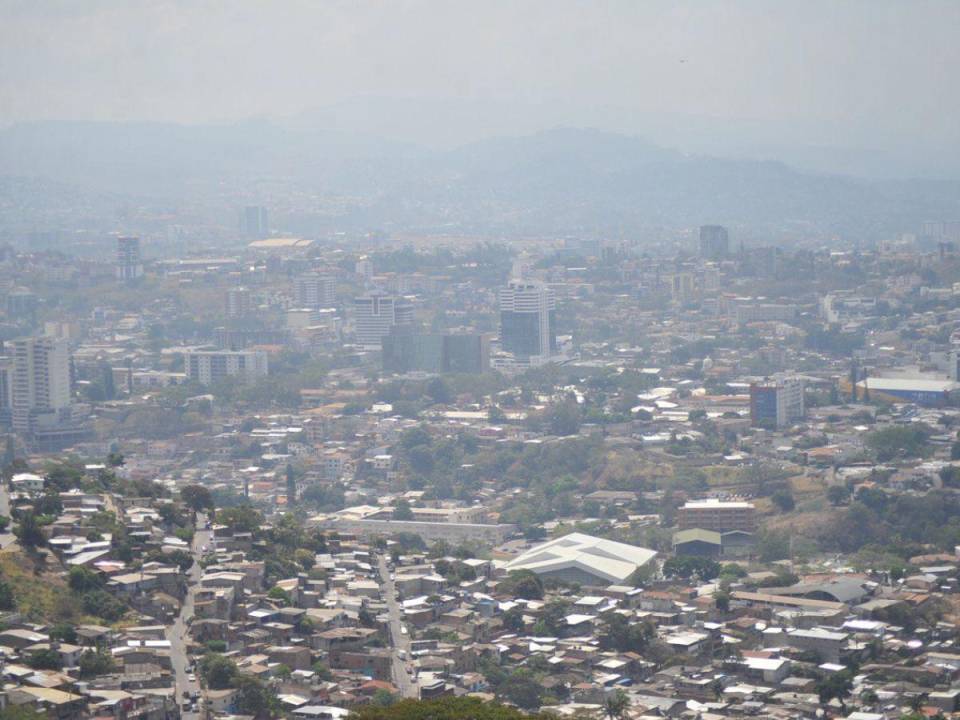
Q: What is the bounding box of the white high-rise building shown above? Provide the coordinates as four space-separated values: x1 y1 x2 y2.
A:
116 236 143 281
353 294 414 348
184 350 268 385
226 287 253 319
295 274 336 308
499 280 556 359
10 336 72 432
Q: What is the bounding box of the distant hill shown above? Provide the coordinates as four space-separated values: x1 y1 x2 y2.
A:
1 121 958 239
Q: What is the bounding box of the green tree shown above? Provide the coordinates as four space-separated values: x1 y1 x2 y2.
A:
393 499 414 521
27 648 63 670
602 690 630 720
69 566 103 592
79 649 116 677
286 463 298 503
180 484 213 512
14 512 46 548
498 570 543 600
234 674 278 716
0 578 14 610
200 653 238 689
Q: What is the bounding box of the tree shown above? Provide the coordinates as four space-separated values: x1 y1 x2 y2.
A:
602 690 630 720
0 707 47 720
14 512 46 548
426 378 452 405
267 586 292 606
234 674 278 716
79 649 116 677
501 606 525 633
49 623 77 643
545 400 582 436
180 484 213 513
827 484 851 506
106 451 124 467
498 570 543 600
372 689 398 707
281 464 296 505
351 697 542 720
815 670 853 713
69 566 103 593
81 590 126 622
662 555 721 581
217 505 263 533
498 668 543 709
393 499 414 521
201 653 238 690
28 648 63 670
0 578 14 610
771 488 795 512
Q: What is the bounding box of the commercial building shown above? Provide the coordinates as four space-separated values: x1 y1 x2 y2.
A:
499 280 556 359
116 236 143 281
699 225 729 260
184 350 268 385
295 274 336 308
241 205 269 240
750 376 805 428
353 294 414 348
856 377 960 407
225 287 253 319
504 532 657 586
381 328 490 375
677 499 757 533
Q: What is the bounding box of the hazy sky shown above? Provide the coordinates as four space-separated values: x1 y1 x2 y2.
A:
2 0 959 171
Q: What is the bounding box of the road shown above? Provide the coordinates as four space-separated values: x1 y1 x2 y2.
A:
167 513 212 718
377 554 418 699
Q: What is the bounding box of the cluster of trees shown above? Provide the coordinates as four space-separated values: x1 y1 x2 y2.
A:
69 566 127 623
200 653 279 716
819 488 960 555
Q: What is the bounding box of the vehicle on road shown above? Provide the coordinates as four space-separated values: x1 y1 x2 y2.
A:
187 673 196 683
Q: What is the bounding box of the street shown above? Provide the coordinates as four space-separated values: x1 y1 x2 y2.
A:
377 554 418 699
167 512 212 718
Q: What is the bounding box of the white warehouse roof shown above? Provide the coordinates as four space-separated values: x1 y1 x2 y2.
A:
504 532 657 584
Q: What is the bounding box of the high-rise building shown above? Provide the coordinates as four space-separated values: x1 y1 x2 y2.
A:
241 206 270 240
750 376 805 429
698 225 729 260
382 329 490 374
184 350 269 385
226 287 253 319
116 236 144 281
0 355 12 427
353 294 414 348
294 274 336 308
10 336 72 433
499 280 556 359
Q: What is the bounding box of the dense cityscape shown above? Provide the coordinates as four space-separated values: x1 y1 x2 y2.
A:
3 2 960 720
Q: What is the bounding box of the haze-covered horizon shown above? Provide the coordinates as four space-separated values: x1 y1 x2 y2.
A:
3 1 960 179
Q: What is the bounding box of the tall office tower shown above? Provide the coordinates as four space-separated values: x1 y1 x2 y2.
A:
241 206 270 240
294 274 336 308
184 350 269 385
6 288 38 323
749 375 805 429
226 287 253 319
10 336 72 433
499 280 556 359
698 225 729 260
115 236 144 281
0 355 12 427
353 293 414 348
